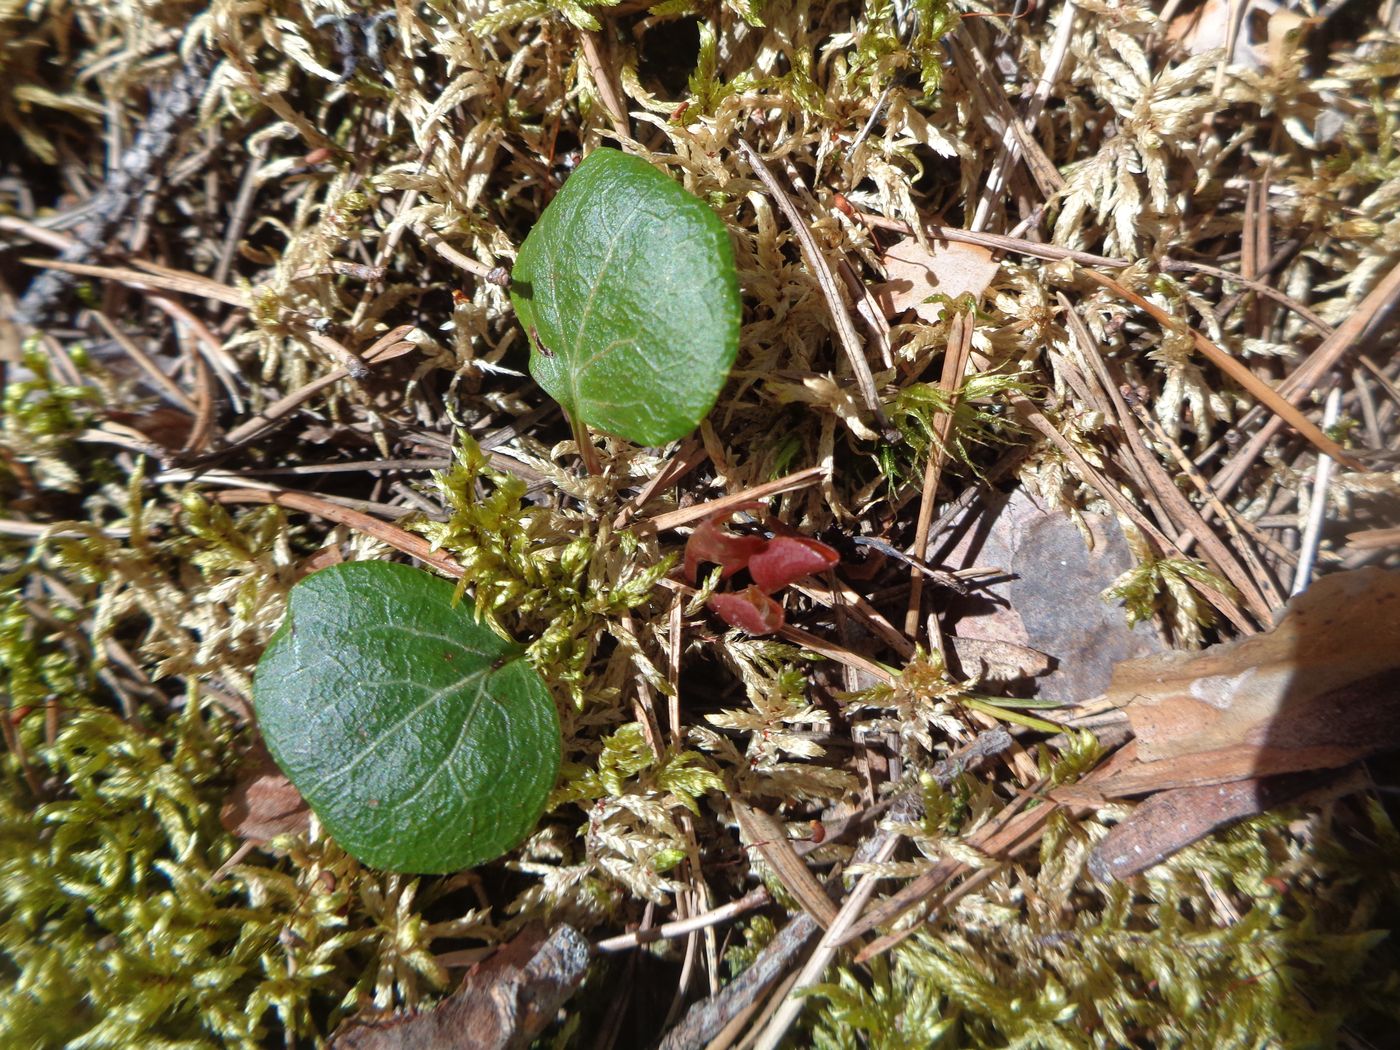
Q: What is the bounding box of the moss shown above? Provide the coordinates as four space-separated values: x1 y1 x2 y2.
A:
5 0 1400 1043
801 777 1400 1050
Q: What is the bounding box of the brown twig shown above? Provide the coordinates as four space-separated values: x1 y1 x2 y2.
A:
220 325 416 446
87 310 198 413
905 308 975 640
20 257 251 309
580 29 630 138
1209 258 1400 500
13 46 215 325
857 211 1129 268
645 466 826 532
1059 293 1273 622
212 487 462 577
656 912 820 1050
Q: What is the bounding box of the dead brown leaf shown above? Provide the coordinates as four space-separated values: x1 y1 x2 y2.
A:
330 925 590 1050
941 489 1162 700
1072 568 1400 800
874 237 999 322
219 748 311 844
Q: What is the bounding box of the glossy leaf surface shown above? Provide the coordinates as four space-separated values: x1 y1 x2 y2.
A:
510 148 741 446
253 561 560 873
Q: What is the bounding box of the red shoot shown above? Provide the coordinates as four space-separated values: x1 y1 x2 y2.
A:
684 506 768 583
747 536 840 593
707 586 785 635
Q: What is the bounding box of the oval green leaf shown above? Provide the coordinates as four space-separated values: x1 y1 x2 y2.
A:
510 147 741 446
252 561 561 873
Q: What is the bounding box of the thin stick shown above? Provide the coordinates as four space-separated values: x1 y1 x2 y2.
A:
13 45 215 325
214 157 261 286
19 256 251 309
970 0 1076 232
613 439 708 528
646 466 826 532
1128 399 1285 613
657 913 821 1050
905 309 974 639
1059 296 1271 621
581 29 630 137
1209 258 1400 499
1291 387 1344 595
212 487 463 577
737 140 894 438
748 795 923 1050
1348 526 1400 551
0 519 132 539
845 83 894 160
148 292 246 410
1162 258 1332 335
413 223 498 279
87 310 198 413
858 212 1128 268
221 325 416 445
750 727 1018 1047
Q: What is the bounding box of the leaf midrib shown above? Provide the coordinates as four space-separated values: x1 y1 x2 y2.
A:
300 665 491 796
565 189 651 418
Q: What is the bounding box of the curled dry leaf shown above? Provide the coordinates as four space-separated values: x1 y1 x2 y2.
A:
708 585 785 635
220 748 312 844
873 236 999 322
1081 567 1400 800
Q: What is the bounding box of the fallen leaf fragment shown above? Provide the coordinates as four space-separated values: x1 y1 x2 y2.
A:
748 535 840 593
709 585 785 634
943 489 1161 700
330 925 590 1050
220 748 311 844
874 236 999 322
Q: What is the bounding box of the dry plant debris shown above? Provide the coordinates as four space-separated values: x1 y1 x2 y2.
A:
3 0 1400 1045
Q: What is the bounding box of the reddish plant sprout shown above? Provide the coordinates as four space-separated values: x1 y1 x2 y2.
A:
684 507 842 635
707 586 785 634
747 535 840 594
683 505 768 583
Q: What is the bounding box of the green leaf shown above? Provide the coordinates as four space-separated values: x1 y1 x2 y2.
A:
253 561 561 873
510 147 741 446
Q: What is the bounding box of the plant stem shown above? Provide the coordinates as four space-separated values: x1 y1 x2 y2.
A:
568 410 603 475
